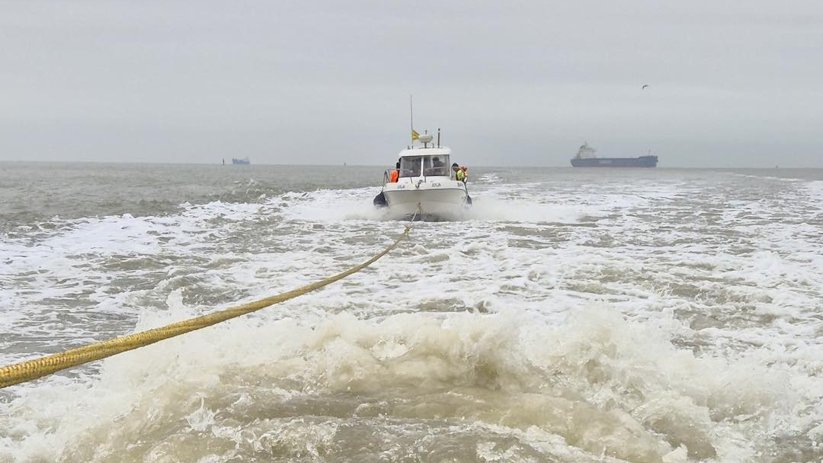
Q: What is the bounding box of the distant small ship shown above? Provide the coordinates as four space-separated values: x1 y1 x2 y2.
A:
231 157 250 165
570 143 658 168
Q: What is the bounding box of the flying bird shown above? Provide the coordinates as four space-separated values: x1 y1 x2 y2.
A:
641 84 650 90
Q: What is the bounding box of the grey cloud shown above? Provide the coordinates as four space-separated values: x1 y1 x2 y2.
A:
1 0 822 167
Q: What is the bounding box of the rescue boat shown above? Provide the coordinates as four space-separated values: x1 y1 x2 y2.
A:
373 130 471 221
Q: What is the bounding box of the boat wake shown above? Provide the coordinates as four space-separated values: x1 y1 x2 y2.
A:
1 308 801 462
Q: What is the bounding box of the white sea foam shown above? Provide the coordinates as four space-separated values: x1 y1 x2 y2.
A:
0 308 808 461
276 187 386 222
1 168 822 461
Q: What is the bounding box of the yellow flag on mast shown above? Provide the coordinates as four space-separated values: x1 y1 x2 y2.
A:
411 129 420 141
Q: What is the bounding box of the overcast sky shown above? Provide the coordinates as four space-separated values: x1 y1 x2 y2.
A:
1 0 822 167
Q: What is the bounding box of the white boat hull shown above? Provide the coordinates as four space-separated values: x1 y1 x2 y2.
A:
381 178 469 220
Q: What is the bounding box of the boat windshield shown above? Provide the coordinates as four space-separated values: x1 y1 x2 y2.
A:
399 157 422 177
400 155 451 177
423 155 450 176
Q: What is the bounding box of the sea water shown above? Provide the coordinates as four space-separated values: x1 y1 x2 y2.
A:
0 162 821 462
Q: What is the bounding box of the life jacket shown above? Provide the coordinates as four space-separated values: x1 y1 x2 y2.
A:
389 170 399 182
456 169 466 182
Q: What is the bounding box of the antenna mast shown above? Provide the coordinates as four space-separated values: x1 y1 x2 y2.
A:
409 94 414 145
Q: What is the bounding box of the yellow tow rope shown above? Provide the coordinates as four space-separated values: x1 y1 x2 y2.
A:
0 224 414 389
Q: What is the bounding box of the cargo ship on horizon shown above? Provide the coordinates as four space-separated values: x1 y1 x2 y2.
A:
570 142 658 168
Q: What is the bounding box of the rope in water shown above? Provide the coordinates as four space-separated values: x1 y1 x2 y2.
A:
0 220 416 389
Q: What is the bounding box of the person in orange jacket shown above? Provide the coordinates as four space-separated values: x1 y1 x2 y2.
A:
389 162 400 182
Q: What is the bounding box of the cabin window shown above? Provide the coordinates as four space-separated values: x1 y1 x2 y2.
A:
423 156 450 176
399 157 422 177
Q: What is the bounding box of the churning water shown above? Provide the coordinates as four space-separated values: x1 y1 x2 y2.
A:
1 163 822 462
